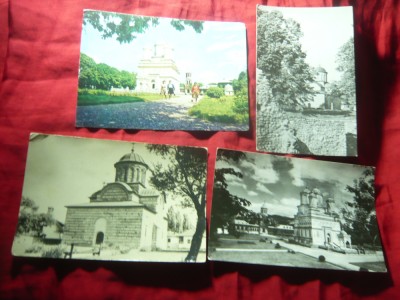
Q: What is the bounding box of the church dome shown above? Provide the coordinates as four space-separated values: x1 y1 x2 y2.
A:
316 66 327 73
119 151 146 165
312 188 321 195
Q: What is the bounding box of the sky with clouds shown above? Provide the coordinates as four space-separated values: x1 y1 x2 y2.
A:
80 11 247 85
257 6 354 82
215 149 372 218
20 134 200 223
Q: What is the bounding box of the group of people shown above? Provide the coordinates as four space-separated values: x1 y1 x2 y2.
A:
160 80 175 99
160 80 201 102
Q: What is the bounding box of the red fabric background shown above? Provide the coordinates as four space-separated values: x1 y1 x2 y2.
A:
1 0 399 299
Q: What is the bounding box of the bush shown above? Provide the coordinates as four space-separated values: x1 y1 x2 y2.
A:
206 87 224 99
25 245 43 254
318 255 326 262
275 243 281 249
41 246 64 258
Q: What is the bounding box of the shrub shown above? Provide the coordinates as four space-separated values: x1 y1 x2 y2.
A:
275 243 281 249
206 87 224 99
318 255 326 262
41 246 64 258
25 245 43 254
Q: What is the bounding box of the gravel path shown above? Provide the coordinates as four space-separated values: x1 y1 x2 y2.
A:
76 95 249 131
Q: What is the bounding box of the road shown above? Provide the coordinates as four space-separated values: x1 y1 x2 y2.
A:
76 94 249 131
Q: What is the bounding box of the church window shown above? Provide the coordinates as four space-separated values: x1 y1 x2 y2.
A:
152 80 155 89
179 236 184 244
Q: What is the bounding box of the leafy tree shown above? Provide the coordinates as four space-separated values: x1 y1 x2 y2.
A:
232 71 249 116
210 150 253 239
147 145 207 262
257 9 315 107
83 11 204 44
79 53 99 89
78 53 136 90
232 71 248 94
343 167 381 247
328 37 356 106
166 206 191 233
16 197 55 237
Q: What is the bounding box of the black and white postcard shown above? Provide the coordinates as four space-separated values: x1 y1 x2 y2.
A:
209 149 387 272
256 5 357 156
12 134 207 262
76 10 249 131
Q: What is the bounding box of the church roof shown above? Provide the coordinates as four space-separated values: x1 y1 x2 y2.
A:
316 66 327 73
66 202 146 208
119 150 147 165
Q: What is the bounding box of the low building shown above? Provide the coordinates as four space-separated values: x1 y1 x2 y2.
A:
234 219 259 234
167 230 206 251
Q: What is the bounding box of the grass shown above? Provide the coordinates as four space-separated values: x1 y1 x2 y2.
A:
188 95 248 124
209 235 341 270
77 89 168 106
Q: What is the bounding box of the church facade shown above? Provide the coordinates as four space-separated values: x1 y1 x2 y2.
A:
135 43 180 93
293 188 351 250
63 149 168 251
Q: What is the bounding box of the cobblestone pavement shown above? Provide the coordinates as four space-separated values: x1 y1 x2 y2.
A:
76 94 249 131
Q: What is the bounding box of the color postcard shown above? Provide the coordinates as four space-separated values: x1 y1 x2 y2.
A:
76 10 249 131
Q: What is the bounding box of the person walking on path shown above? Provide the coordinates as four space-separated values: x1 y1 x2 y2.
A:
191 82 200 102
167 80 175 99
160 80 167 99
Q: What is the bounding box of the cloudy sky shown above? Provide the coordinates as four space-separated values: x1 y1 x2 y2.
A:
257 5 354 82
80 11 247 85
20 134 200 223
215 149 372 218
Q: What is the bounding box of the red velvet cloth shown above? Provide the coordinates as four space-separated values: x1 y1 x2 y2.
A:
1 0 399 298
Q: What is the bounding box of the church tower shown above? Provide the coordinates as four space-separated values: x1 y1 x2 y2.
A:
261 202 268 216
114 146 148 188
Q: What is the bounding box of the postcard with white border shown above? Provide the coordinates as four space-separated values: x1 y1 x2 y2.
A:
209 148 387 272
12 133 207 262
256 5 357 156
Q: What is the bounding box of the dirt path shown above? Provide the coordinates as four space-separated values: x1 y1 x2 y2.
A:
76 94 248 131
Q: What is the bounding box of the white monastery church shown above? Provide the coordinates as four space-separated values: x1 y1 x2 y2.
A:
135 43 180 93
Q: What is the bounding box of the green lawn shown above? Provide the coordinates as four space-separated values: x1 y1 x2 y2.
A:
77 89 167 106
188 96 248 124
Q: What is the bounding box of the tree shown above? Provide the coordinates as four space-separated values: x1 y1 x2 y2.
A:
328 37 356 106
257 9 315 107
16 197 55 237
147 145 207 262
343 167 380 247
83 11 204 44
232 71 249 116
232 71 248 94
210 150 253 239
78 53 137 90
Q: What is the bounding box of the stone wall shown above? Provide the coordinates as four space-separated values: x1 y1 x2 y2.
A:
63 207 144 248
256 71 357 156
287 112 357 156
